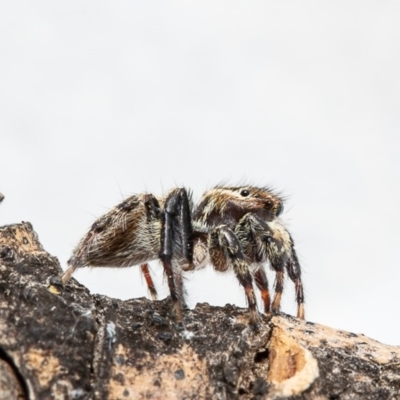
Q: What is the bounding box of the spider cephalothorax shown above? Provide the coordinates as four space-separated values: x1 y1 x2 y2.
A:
61 185 304 327
192 186 283 230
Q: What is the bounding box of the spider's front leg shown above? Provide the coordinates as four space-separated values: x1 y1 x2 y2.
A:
285 246 305 319
234 216 273 315
253 267 271 316
208 225 259 327
236 214 305 319
159 188 193 324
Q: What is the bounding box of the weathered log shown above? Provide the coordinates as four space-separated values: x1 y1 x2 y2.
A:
0 222 400 400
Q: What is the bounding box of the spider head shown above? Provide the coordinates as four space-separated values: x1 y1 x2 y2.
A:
235 187 284 217
193 186 284 229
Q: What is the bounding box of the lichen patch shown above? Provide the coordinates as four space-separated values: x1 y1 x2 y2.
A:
0 223 45 254
24 348 62 388
108 344 210 399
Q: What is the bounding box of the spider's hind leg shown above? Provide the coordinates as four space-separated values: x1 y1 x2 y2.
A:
60 263 78 284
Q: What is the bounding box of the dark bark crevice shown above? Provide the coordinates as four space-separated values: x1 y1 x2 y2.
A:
0 346 29 400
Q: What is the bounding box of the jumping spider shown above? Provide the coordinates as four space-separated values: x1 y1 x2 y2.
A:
61 185 305 326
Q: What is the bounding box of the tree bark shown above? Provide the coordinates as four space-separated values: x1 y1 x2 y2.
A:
0 222 399 400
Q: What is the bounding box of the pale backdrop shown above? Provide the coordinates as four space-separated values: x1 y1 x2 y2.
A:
1 1 400 344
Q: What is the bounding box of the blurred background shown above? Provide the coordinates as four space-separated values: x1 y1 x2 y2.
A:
1 1 399 344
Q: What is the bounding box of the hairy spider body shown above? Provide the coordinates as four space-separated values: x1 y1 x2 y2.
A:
61 185 304 326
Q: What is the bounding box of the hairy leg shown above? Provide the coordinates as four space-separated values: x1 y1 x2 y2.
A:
209 225 258 327
285 249 305 319
140 263 157 300
236 213 304 317
254 267 271 315
159 188 193 324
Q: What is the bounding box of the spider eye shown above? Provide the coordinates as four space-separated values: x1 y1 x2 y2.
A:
276 202 284 216
266 200 273 209
240 189 250 197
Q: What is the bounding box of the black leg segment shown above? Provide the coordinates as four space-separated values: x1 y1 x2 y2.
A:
159 188 193 323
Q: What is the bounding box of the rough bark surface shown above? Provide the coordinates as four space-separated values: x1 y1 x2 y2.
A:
0 222 400 400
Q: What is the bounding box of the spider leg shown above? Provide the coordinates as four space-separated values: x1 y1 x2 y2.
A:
285 245 305 319
61 224 99 284
254 267 271 315
160 188 193 324
61 263 77 284
271 264 284 315
179 189 193 265
140 263 157 300
209 225 258 327
235 214 274 315
236 213 304 318
61 222 100 284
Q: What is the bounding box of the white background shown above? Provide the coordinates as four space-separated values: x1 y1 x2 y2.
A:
1 1 400 344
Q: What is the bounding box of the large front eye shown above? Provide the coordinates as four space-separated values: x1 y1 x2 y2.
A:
240 189 250 197
276 202 284 216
